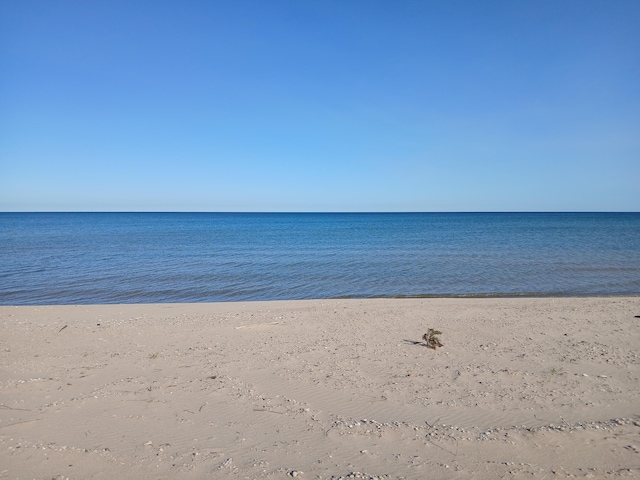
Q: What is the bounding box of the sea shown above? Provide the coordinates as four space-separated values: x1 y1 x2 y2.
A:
1 212 639 305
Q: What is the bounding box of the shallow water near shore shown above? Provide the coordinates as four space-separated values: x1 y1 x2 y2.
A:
1 212 639 305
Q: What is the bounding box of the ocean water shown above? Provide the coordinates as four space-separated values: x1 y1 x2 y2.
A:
0 212 639 305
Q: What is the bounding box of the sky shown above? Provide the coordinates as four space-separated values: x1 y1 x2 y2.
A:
1 0 639 212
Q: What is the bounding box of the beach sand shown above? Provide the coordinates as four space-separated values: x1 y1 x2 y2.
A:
1 297 639 479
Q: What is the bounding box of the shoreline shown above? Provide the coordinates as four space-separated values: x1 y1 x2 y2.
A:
2 297 639 478
3 291 639 308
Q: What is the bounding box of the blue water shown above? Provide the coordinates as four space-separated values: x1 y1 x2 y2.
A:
1 212 639 305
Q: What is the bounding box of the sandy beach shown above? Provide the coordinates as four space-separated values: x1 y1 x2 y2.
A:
1 297 639 479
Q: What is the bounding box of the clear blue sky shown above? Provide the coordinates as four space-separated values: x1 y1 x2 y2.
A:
1 0 639 212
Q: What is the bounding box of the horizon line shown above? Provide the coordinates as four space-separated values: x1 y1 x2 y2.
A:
2 211 638 214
